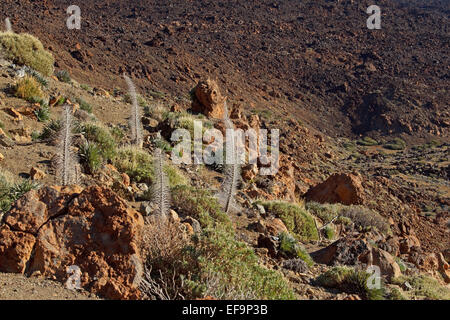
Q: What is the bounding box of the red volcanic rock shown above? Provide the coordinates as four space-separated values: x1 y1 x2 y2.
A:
0 186 144 300
0 225 36 273
305 173 364 205
192 79 225 119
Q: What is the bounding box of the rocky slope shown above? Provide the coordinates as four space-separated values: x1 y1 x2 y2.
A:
0 0 448 301
1 0 448 141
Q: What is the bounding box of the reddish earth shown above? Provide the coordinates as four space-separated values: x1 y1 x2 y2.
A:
1 0 448 142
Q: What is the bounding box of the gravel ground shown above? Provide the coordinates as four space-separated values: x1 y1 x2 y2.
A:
0 273 100 300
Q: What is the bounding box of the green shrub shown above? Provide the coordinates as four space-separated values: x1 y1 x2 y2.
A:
79 142 102 173
79 122 117 160
306 202 390 235
123 92 147 107
80 84 92 92
324 225 335 240
113 146 153 184
278 232 314 266
143 184 295 300
171 185 229 229
384 138 406 151
186 226 295 300
110 126 125 144
0 169 39 214
0 32 54 76
316 267 385 300
339 205 390 234
392 275 450 300
154 138 172 152
357 136 378 146
76 98 92 113
164 165 188 187
306 202 340 224
259 201 319 242
34 104 50 122
38 119 61 140
386 287 407 300
14 75 45 101
26 68 48 87
55 70 71 83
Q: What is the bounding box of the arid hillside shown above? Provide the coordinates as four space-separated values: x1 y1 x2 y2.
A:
1 0 448 141
0 0 448 301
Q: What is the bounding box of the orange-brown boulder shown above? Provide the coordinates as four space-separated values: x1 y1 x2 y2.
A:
0 225 36 273
0 186 144 300
192 79 225 118
305 172 364 205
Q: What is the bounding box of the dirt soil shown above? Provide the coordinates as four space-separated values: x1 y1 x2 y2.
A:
0 0 448 143
0 272 99 300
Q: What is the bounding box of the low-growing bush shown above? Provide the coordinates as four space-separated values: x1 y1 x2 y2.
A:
0 169 39 214
339 205 390 234
384 138 406 151
38 119 61 140
306 202 390 235
315 266 385 300
141 185 295 300
79 142 102 174
258 201 319 242
113 146 154 184
79 122 117 160
76 98 92 113
0 32 54 76
14 75 44 102
171 185 229 229
357 136 378 146
392 275 450 300
34 104 50 122
55 70 71 83
305 202 340 224
278 232 314 266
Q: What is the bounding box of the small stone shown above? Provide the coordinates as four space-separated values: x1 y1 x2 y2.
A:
256 204 266 216
169 209 180 223
183 216 201 233
30 167 46 180
6 107 23 121
139 202 153 216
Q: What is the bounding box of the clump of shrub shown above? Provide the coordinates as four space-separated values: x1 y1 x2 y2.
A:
186 226 295 300
113 146 154 184
75 98 92 113
306 202 340 224
323 225 335 240
0 169 39 214
258 201 319 242
392 275 450 300
171 185 229 229
55 70 71 83
79 122 117 160
339 205 390 234
79 142 102 174
165 111 213 137
25 67 48 87
14 75 45 102
315 266 385 300
38 119 61 140
0 32 54 76
357 136 378 146
384 138 406 151
123 92 147 107
278 232 314 267
34 103 50 122
306 202 390 235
